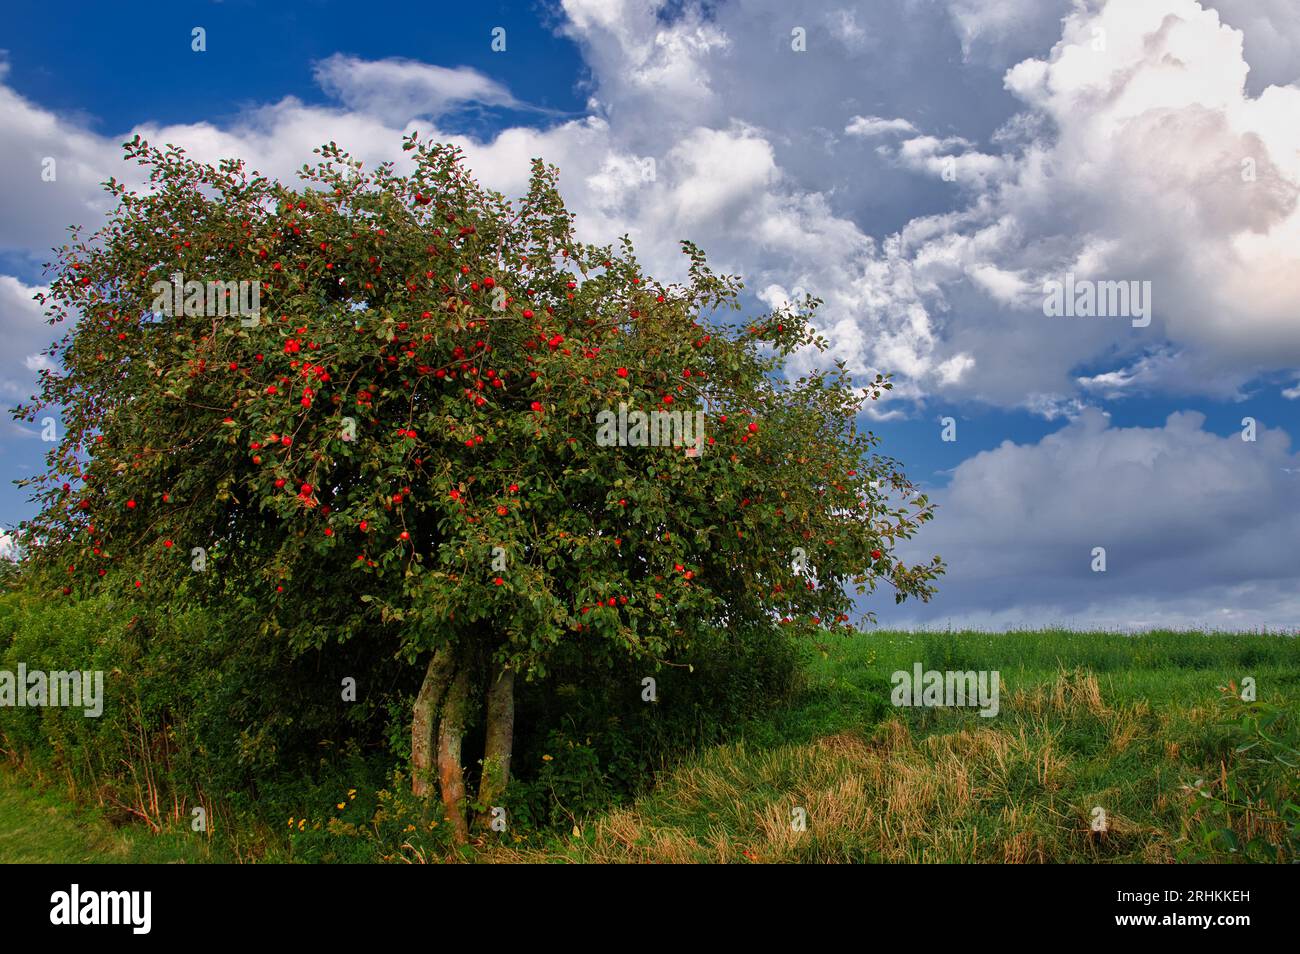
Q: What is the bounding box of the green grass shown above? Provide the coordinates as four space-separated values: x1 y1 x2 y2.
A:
483 629 1300 863
0 771 221 863
718 628 1299 747
3 628 1296 863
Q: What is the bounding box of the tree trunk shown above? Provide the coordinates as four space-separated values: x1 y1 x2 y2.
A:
411 646 455 798
437 654 472 844
476 662 515 826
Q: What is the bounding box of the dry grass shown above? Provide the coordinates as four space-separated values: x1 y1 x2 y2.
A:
481 670 1193 864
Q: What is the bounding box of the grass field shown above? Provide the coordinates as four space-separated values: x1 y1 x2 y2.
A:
482 629 1300 863
3 629 1296 863
0 772 217 864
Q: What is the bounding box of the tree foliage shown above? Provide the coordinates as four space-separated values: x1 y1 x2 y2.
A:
15 134 943 836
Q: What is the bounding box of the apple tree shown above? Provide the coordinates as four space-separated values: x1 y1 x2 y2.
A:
15 134 943 842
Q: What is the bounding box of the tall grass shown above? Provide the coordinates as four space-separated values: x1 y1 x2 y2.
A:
482 630 1299 864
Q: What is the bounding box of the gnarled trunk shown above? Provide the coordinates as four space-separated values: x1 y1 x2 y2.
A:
412 644 517 845
411 646 455 798
437 653 472 844
476 661 515 826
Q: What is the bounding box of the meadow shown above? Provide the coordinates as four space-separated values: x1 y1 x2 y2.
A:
2 619 1295 864
482 630 1300 863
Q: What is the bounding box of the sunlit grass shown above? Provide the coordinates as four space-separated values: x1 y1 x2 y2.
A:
481 629 1298 863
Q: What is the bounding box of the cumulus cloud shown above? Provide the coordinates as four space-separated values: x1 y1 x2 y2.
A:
0 59 122 259
547 0 1300 413
1209 0 1300 90
2 0 1297 420
882 409 1300 629
943 0 1300 90
558 0 731 126
889 0 1300 406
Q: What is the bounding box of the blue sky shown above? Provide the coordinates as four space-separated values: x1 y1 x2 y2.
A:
1 0 1297 629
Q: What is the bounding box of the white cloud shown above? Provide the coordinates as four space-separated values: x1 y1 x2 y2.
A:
0 276 53 402
666 126 778 224
0 69 121 257
845 115 917 138
892 0 1300 405
966 264 1026 304
944 0 1300 90
312 54 526 125
0 0 1297 422
1208 0 1300 89
559 0 731 124
550 0 1300 412
882 408 1300 628
935 353 976 385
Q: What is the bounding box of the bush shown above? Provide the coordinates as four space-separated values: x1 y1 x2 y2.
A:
0 582 402 836
504 622 803 829
0 579 802 852
1178 684 1300 862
